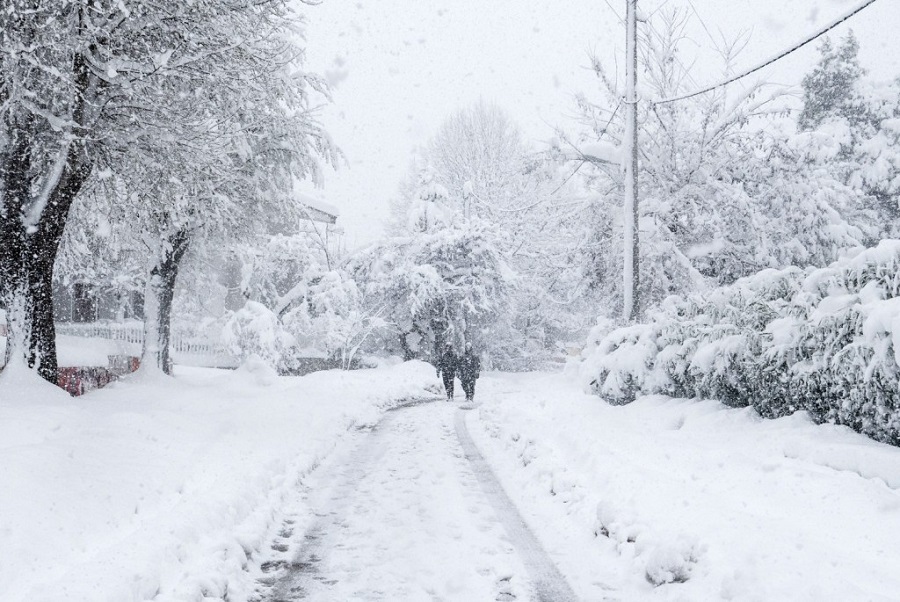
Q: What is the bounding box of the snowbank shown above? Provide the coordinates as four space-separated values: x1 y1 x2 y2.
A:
470 372 900 601
0 360 440 602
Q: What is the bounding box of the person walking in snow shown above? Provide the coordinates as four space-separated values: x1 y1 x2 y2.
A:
437 342 458 401
458 342 481 402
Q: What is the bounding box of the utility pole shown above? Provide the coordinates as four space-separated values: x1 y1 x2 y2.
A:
623 0 640 322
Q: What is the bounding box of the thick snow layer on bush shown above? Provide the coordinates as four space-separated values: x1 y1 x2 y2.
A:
469 372 900 601
580 239 900 444
0 360 440 602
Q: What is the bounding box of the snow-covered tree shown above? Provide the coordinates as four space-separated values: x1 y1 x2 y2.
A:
389 103 595 365
238 233 329 316
569 9 869 320
138 3 336 374
1 1 129 381
391 101 534 227
0 0 335 381
351 210 513 362
404 167 453 234
795 33 900 231
282 269 386 369
798 32 871 133
56 1 334 375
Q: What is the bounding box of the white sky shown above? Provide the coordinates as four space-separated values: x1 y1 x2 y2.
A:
297 0 900 249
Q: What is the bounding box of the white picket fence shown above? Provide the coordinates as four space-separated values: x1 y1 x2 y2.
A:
55 321 237 366
56 322 144 345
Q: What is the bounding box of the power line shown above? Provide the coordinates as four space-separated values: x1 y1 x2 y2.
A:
653 0 879 105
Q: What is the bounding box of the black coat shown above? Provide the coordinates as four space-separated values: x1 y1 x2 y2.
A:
438 348 457 378
457 350 481 382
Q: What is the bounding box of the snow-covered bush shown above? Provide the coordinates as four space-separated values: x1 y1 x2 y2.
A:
282 270 387 369
234 234 381 368
580 241 900 445
221 301 295 370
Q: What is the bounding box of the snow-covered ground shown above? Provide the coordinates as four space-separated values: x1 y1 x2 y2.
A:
255 402 543 601
0 360 440 602
470 371 900 601
2 361 899 601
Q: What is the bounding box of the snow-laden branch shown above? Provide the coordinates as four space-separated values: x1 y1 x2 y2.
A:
24 139 71 231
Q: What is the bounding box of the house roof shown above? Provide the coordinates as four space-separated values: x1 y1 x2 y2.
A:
298 193 339 225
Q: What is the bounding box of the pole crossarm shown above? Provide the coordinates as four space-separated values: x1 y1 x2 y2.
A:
652 0 879 105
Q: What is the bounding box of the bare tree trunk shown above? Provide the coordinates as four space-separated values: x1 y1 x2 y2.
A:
0 114 34 373
399 332 415 362
0 97 91 383
142 230 191 375
27 256 59 382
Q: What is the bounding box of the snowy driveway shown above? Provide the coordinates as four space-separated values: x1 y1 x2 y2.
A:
255 400 578 602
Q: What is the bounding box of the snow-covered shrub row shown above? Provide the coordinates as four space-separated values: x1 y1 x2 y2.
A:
580 240 900 445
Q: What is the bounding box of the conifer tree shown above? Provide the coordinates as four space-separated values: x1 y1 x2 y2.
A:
798 32 871 132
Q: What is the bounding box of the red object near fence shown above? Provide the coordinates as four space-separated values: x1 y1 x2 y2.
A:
57 355 140 396
108 355 140 376
58 367 115 396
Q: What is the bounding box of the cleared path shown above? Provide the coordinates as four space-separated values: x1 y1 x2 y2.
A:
454 406 578 602
256 401 577 602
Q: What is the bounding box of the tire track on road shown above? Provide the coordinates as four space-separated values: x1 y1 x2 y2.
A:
454 406 579 602
258 400 579 601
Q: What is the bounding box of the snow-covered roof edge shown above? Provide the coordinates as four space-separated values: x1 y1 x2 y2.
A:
297 192 340 219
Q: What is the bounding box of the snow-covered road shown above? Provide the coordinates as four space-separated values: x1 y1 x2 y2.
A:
7 364 895 601
255 400 578 602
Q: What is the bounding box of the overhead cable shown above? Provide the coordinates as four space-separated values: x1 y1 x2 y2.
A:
653 0 879 105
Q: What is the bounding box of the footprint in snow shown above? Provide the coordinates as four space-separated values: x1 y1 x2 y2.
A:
496 575 517 601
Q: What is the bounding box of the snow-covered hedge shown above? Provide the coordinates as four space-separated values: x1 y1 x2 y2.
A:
580 240 900 445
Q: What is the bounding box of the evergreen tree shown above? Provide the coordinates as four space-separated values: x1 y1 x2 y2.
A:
798 32 871 132
796 32 900 233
